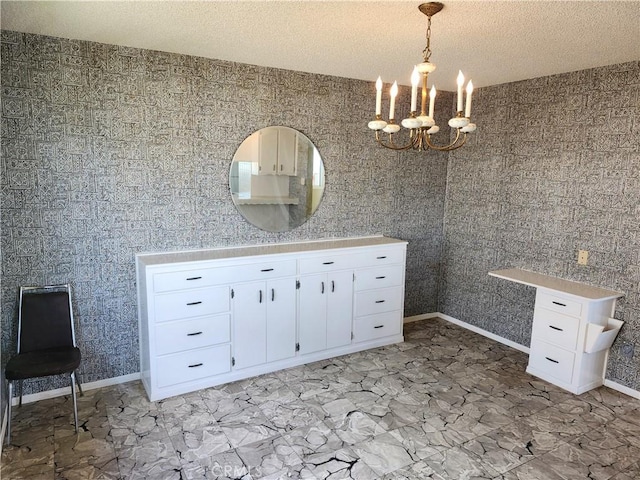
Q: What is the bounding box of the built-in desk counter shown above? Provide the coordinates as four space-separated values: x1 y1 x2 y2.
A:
489 268 624 394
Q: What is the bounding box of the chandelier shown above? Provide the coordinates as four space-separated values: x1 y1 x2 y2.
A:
368 2 476 152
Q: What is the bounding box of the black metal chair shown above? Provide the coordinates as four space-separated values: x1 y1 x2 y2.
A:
4 284 83 445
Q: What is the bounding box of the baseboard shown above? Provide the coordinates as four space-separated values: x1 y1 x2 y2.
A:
436 312 531 354
10 372 141 406
403 313 440 323
604 379 640 400
1 405 7 455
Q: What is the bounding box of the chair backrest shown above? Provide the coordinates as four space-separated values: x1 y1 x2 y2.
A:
18 284 76 353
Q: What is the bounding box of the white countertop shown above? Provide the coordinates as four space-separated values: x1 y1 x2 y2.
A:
137 236 407 266
489 268 623 301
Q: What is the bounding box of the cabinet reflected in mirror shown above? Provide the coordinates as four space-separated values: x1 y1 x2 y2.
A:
230 126 325 232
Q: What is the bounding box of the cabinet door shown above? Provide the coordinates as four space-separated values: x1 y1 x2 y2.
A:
298 274 328 355
326 271 354 349
266 278 297 362
277 128 297 176
258 128 278 175
232 282 267 369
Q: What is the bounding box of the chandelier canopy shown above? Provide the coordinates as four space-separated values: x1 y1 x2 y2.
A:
368 2 476 152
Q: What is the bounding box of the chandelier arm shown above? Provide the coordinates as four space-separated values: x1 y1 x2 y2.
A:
423 129 468 151
374 130 419 151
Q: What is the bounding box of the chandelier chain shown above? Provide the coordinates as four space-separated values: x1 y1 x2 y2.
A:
422 15 432 62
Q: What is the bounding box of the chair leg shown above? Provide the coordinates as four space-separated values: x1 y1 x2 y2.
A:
74 371 84 397
18 379 23 407
70 372 79 433
6 381 13 445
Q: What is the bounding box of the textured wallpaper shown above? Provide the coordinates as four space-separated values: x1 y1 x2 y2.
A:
0 31 448 399
441 61 640 390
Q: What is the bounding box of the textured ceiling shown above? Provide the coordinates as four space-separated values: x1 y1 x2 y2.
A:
1 1 639 91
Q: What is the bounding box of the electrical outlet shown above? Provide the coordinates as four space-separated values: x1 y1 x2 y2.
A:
578 250 589 265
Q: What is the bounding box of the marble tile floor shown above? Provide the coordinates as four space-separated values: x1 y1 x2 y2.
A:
2 318 640 479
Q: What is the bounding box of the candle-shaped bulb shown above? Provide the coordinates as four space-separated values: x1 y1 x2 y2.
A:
389 81 398 120
428 85 436 119
456 70 465 112
375 76 383 116
410 66 419 112
465 80 473 118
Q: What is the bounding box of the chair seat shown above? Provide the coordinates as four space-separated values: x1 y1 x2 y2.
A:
5 347 81 380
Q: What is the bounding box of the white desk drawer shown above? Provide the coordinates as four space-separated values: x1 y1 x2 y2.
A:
537 291 582 318
154 286 230 323
155 314 230 355
354 311 402 343
355 265 404 292
156 345 231 388
355 286 403 317
528 339 575 384
532 308 580 350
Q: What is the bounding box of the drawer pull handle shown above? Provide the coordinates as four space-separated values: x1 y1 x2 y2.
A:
271 288 275 301
187 331 203 336
375 300 385 304
186 276 202 281
259 290 263 303
549 325 563 331
376 276 386 279
332 280 335 292
321 281 325 294
188 363 203 368
374 325 384 329
323 261 334 265
545 357 559 364
377 256 387 259
552 301 567 307
187 301 202 306
261 268 274 272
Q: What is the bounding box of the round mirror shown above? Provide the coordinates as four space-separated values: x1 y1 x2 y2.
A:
230 126 325 232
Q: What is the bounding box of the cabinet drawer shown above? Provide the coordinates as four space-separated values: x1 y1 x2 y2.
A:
355 286 403 317
528 339 575 384
154 286 230 323
156 345 231 388
354 247 405 268
355 265 404 292
532 308 580 350
354 311 402 343
228 260 297 282
299 255 355 274
154 268 218 293
155 314 231 355
536 291 582 318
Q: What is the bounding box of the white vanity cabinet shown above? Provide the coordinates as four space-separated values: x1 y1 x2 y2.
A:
489 269 624 394
137 236 407 401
